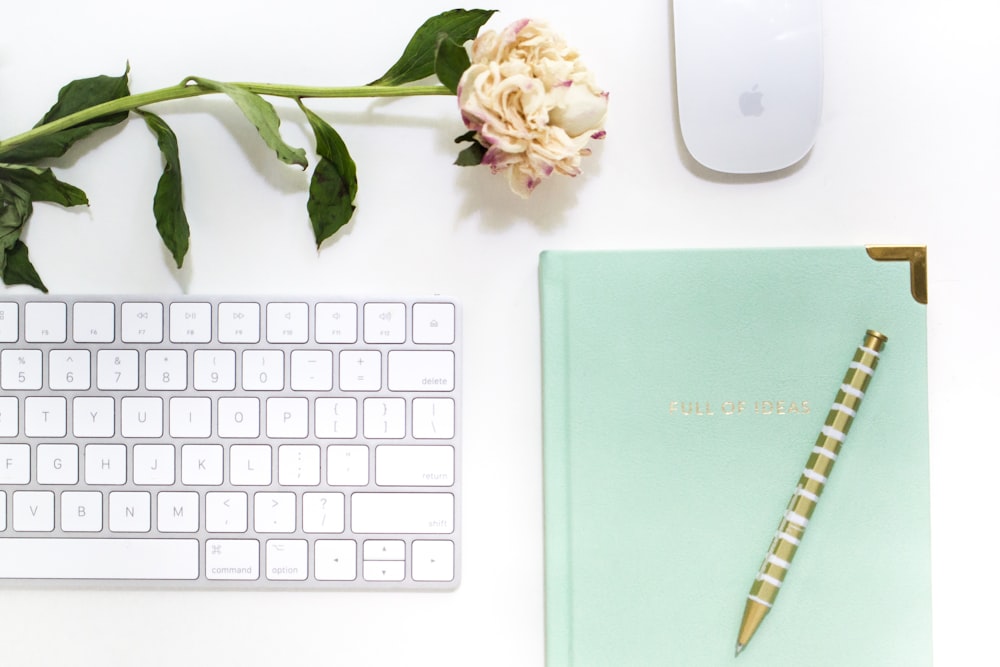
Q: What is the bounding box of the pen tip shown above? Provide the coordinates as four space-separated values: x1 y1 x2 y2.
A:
735 642 745 657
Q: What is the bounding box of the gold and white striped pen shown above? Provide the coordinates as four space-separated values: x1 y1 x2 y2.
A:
735 330 888 656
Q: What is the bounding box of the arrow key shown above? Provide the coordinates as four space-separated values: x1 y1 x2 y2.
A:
315 539 357 581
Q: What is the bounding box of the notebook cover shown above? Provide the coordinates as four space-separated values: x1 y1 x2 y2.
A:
539 247 931 666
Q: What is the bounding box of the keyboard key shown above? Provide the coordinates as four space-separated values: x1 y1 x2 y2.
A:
0 303 18 342
205 539 259 580
412 303 456 344
229 444 272 486
0 538 199 579
364 302 406 343
412 540 456 582
218 397 260 439
194 350 237 390
412 398 456 439
363 397 406 439
49 349 91 390
327 445 369 486
315 540 357 581
351 493 454 534
61 491 103 532
85 444 127 485
24 302 66 343
375 445 454 487
265 539 308 581
0 397 19 437
254 492 296 533
302 492 345 533
72 302 115 343
315 303 357 343
24 396 67 438
36 443 79 484
72 396 115 438
13 490 55 531
290 350 333 391
266 397 308 439
206 492 248 532
0 444 30 484
277 444 321 486
181 444 223 485
157 491 199 533
134 444 175 485
266 302 309 344
170 397 212 438
1 349 43 390
218 302 261 343
122 397 165 439
387 350 455 392
96 349 139 390
339 350 381 391
242 350 284 390
170 302 212 343
146 350 187 390
121 302 163 343
109 491 151 532
315 398 358 439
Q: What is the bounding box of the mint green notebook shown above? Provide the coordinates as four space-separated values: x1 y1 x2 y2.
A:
539 247 931 666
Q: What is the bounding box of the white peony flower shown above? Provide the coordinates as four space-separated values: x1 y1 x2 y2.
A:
457 19 608 197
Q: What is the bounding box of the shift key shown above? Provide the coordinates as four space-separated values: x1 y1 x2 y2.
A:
351 493 454 534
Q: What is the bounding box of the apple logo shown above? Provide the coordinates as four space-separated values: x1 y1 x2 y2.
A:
739 85 764 117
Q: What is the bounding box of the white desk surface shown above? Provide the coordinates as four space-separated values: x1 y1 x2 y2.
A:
2 1 997 664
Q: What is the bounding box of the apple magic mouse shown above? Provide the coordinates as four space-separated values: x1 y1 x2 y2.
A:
673 0 823 174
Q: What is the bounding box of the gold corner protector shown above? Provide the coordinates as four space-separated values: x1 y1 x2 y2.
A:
866 245 928 305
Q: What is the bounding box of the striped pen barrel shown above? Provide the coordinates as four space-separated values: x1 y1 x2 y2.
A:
735 330 888 656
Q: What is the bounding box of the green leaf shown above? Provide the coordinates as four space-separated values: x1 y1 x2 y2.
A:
0 180 33 270
188 77 308 168
137 111 190 268
299 103 358 248
0 163 88 207
369 9 496 86
0 66 130 163
2 240 48 293
454 131 487 166
435 35 471 94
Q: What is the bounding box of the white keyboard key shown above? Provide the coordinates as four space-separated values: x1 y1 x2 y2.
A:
254 492 296 533
265 539 308 581
61 491 103 532
1 349 42 390
218 397 260 439
49 349 91 390
133 444 175 485
73 396 115 438
278 444 321 486
170 397 212 438
205 539 260 580
0 303 18 342
13 491 55 531
181 444 223 485
121 302 163 343
351 493 454 534
242 350 284 390
206 491 248 532
73 302 115 343
412 540 455 582
302 492 345 533
315 303 357 343
266 302 309 343
0 538 199 579
327 445 369 486
412 303 456 344
229 444 272 485
85 444 127 485
363 560 405 582
218 302 261 343
24 302 66 343
109 491 151 532
170 302 212 343
25 396 67 438
388 350 455 392
266 397 308 439
194 349 236 390
363 302 406 344
290 350 333 391
0 492 4 531
0 397 18 437
339 350 381 391
315 540 357 581
0 444 30 484
315 397 358 439
363 397 406 439
146 350 187 390
157 491 199 532
375 445 454 487
36 443 79 484
412 398 456 439
121 397 164 439
96 349 139 390
364 539 405 561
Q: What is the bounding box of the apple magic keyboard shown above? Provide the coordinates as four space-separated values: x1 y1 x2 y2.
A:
0 296 459 589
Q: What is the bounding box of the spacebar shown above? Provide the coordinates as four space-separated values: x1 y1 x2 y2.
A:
0 539 200 580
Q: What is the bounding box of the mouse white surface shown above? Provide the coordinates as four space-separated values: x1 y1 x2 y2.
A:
673 0 823 174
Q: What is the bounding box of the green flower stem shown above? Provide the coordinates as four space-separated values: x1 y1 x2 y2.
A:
0 80 454 157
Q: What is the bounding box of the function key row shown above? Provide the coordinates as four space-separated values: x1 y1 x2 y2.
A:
0 301 456 346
